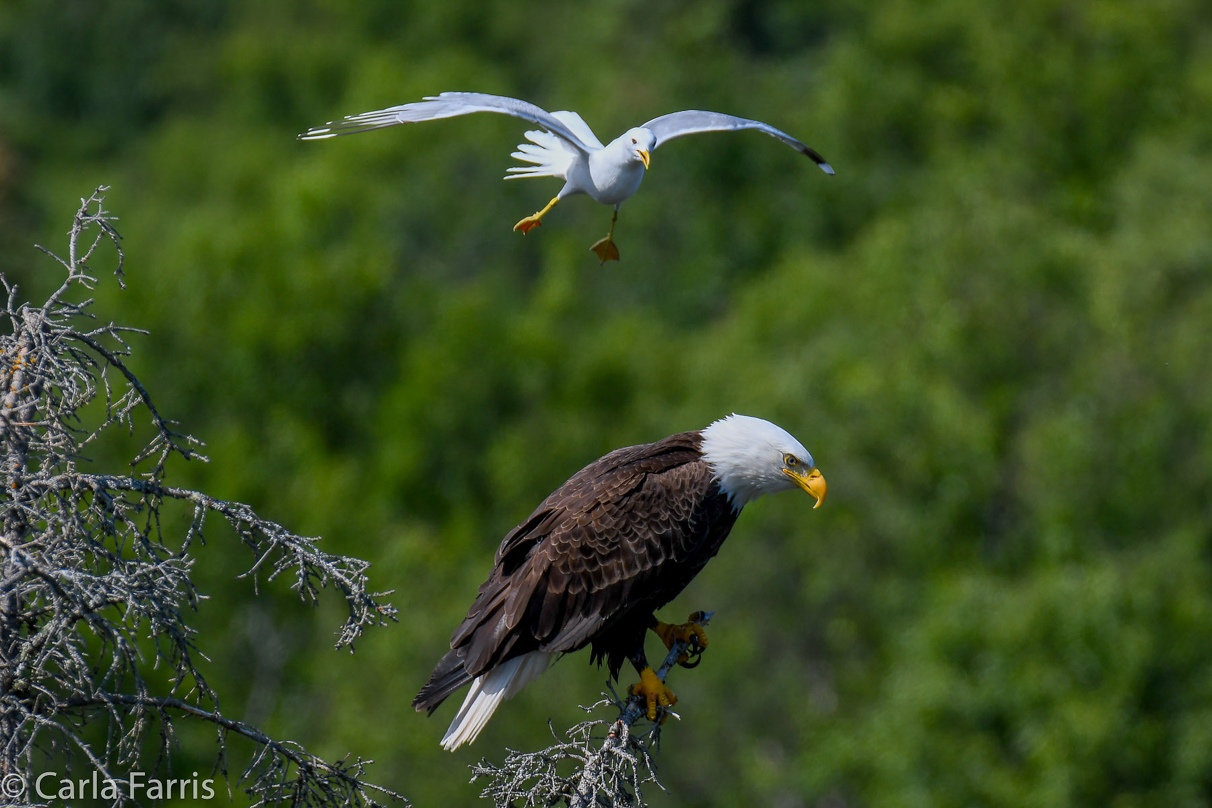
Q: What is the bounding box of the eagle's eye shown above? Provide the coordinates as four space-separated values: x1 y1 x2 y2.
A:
784 454 799 467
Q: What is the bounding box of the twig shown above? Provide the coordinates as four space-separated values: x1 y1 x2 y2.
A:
0 187 406 807
470 611 716 808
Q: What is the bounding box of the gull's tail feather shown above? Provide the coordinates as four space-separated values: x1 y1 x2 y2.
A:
549 111 604 149
506 130 576 181
440 651 554 751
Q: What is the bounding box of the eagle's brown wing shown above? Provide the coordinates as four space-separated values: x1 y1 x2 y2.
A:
413 430 738 712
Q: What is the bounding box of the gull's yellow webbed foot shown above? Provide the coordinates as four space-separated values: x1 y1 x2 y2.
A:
628 666 678 722
514 196 559 234
652 612 709 666
590 208 621 263
589 235 620 263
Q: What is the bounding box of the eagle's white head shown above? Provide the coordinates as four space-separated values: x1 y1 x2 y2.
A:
700 414 826 510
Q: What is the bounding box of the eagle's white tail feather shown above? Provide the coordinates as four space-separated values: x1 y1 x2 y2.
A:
440 651 554 751
505 129 576 181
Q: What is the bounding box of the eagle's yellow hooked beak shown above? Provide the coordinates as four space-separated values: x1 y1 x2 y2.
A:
638 148 651 170
784 467 827 509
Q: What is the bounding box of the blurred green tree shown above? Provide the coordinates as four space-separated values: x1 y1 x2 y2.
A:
0 189 401 807
1 0 1210 805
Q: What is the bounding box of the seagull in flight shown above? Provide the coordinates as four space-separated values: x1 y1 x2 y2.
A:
300 92 834 263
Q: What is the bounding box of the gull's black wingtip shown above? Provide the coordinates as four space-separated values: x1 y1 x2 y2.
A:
798 143 835 175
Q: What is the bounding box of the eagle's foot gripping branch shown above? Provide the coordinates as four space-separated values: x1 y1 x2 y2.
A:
622 610 715 725
470 611 715 808
628 667 679 723
652 611 710 668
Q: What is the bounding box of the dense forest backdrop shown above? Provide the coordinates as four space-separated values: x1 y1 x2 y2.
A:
2 1 1211 805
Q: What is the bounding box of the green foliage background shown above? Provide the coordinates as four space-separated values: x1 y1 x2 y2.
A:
3 1 1211 805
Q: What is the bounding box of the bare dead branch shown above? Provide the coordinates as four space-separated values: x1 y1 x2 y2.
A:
470 612 714 808
0 187 406 807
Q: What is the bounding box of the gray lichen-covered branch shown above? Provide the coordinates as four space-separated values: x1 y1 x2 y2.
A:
470 612 714 808
0 188 406 807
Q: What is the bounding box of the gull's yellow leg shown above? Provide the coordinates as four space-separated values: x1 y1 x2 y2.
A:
628 666 678 722
514 196 560 234
590 209 621 263
652 612 709 665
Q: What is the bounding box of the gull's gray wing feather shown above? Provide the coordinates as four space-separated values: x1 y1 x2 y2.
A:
641 110 834 175
299 92 594 153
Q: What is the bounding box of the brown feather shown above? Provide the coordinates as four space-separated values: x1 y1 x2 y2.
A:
414 430 741 710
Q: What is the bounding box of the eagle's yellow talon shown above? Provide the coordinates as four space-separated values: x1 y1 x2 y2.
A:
652 614 709 664
628 667 677 723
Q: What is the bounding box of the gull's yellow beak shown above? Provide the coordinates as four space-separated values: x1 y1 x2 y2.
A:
638 148 651 170
784 467 827 509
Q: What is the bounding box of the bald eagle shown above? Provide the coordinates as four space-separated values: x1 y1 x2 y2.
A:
413 414 826 750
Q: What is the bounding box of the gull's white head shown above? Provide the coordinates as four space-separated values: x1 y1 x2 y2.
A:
700 414 826 510
622 127 655 170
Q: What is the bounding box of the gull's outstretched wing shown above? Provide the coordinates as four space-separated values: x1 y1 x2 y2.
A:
640 110 834 175
299 92 595 154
